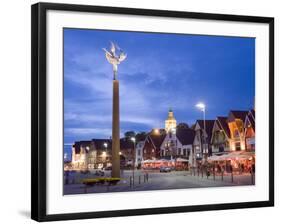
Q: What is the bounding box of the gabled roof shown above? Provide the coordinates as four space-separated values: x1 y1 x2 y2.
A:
249 109 255 119
228 110 248 122
245 109 255 131
196 120 215 142
176 128 195 145
216 116 231 138
147 133 166 149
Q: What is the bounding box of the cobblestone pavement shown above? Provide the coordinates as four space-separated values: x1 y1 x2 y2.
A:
64 170 254 195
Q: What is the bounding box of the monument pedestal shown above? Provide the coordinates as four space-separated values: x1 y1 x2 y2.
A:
111 79 120 178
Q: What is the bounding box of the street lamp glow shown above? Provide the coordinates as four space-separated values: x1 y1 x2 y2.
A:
131 137 136 142
103 142 108 148
154 128 160 134
196 102 206 111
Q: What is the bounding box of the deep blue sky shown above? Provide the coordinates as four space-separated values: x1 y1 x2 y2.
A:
64 28 255 146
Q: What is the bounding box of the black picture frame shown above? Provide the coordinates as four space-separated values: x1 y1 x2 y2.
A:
31 2 274 222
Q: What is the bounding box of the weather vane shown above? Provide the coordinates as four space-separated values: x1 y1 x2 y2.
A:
103 42 127 80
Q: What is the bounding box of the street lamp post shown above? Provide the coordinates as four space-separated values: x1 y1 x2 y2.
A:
103 142 108 168
131 137 136 185
196 103 207 163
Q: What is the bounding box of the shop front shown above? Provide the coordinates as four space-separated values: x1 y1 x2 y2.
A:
208 151 255 174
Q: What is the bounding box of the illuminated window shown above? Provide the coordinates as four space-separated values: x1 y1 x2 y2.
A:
234 129 240 138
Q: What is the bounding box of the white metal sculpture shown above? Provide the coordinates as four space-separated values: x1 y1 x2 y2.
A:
103 42 127 79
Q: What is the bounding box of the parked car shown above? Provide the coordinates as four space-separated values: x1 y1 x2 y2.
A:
160 166 172 173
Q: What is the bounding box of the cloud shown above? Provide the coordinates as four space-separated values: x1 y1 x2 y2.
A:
65 112 160 127
65 128 112 137
63 32 196 141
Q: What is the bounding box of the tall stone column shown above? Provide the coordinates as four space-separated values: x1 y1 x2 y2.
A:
111 79 120 178
103 42 126 178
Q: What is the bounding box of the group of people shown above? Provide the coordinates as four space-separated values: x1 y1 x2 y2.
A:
214 162 255 174
195 162 255 176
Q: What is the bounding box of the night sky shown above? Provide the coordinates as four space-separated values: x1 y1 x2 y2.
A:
63 28 255 150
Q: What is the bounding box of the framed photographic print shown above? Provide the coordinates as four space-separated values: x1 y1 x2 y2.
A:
31 2 274 222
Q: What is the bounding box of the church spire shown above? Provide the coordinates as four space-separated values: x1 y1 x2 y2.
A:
165 108 177 132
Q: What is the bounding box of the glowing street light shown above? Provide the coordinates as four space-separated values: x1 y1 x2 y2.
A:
130 137 136 142
154 128 160 134
196 102 206 112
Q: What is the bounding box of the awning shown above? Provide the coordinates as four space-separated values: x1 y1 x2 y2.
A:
176 158 189 162
208 151 255 161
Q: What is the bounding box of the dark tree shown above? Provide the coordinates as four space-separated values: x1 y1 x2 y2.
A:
124 131 136 139
177 123 189 130
135 132 147 142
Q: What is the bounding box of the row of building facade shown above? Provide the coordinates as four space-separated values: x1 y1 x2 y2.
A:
69 108 255 170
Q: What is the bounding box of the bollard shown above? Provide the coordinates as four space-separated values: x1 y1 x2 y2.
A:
146 173 149 182
221 170 224 181
213 171 215 180
139 175 141 184
144 174 146 183
231 171 234 183
130 176 132 187
84 185 87 194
